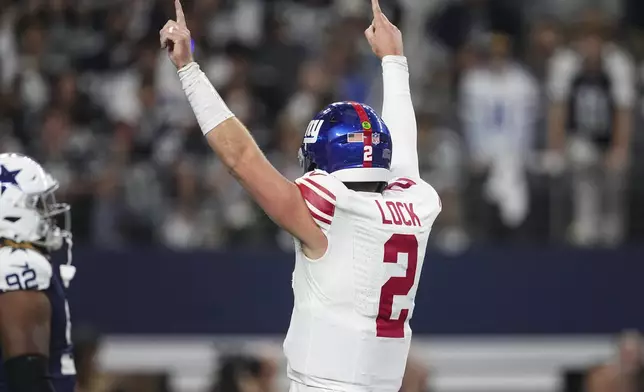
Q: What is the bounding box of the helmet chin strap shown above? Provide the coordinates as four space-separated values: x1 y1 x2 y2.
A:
58 231 76 288
38 222 76 288
46 230 63 250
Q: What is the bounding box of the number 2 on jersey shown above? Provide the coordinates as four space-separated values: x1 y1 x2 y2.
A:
377 234 419 338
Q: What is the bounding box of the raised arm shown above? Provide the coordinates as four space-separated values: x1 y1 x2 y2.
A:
365 0 419 179
381 56 418 178
160 0 326 258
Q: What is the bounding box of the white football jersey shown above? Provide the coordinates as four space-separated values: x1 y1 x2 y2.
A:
284 170 441 392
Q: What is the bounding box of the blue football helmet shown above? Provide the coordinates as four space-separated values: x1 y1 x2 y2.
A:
299 102 393 183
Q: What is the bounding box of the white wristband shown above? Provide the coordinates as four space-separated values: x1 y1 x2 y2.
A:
382 55 408 70
178 62 235 135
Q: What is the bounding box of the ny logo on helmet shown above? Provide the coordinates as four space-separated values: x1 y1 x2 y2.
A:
303 120 324 144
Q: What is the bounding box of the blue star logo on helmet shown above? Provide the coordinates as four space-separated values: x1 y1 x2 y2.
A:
0 164 21 195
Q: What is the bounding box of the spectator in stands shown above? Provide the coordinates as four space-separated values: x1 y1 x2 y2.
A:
582 330 644 392
427 0 524 96
254 351 279 392
546 9 635 247
585 363 617 392
252 17 306 119
211 355 264 392
416 112 469 253
73 325 113 392
280 61 332 138
428 0 524 57
527 17 562 83
616 330 644 392
205 155 264 248
109 374 171 392
91 163 128 248
0 0 18 93
2 0 643 249
160 157 222 249
460 32 539 242
271 115 311 250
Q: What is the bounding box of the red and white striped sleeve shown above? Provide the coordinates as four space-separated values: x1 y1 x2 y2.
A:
295 171 340 231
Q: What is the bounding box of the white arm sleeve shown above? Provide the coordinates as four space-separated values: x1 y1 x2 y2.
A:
382 56 420 179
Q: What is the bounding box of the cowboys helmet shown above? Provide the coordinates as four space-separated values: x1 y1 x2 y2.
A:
0 153 71 251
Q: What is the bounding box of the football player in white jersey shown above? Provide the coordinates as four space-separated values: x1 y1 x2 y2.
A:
0 153 77 392
160 0 441 391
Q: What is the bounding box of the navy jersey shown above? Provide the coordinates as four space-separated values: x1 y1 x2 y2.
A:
0 246 76 392
567 67 615 148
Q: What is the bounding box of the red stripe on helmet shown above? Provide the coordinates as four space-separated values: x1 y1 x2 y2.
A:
349 102 373 168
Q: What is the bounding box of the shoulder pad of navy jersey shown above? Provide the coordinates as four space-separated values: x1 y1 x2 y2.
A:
0 247 52 292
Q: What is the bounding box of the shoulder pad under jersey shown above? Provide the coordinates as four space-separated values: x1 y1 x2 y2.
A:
0 247 52 292
295 170 348 232
385 177 442 222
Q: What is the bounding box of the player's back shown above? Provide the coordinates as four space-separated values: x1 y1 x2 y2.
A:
0 245 75 392
284 171 441 392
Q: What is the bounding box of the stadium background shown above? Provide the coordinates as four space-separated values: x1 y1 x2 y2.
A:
1 0 643 391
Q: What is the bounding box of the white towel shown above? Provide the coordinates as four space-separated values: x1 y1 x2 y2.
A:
484 149 529 228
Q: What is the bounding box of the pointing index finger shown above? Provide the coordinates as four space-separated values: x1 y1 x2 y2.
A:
371 0 382 16
175 0 186 26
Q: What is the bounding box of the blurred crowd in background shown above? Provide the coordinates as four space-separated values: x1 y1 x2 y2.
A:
72 327 433 392
2 0 644 254
70 327 643 392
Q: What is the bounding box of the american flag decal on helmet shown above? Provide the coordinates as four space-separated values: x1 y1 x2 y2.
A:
347 133 363 143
